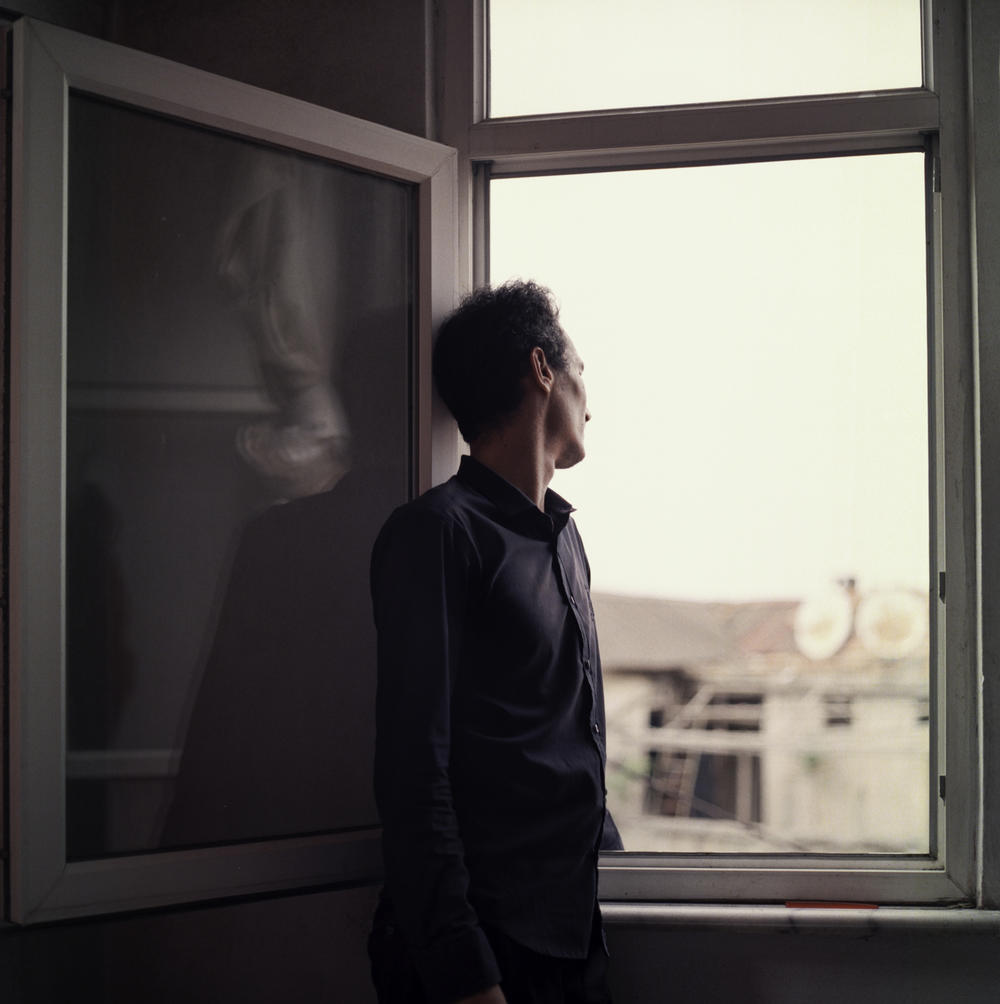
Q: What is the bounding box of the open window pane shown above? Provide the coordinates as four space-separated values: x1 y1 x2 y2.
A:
11 17 457 922
489 0 922 117
490 153 930 854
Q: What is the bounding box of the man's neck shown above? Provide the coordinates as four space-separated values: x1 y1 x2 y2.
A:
470 428 554 511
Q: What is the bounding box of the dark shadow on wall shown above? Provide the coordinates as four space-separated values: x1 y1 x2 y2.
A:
0 885 380 1004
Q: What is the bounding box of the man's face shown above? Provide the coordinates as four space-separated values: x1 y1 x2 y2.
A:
548 336 590 470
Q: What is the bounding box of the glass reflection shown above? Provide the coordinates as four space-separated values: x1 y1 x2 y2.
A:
66 94 414 858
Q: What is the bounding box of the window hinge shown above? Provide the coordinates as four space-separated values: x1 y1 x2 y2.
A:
932 155 942 193
939 775 946 801
938 570 946 602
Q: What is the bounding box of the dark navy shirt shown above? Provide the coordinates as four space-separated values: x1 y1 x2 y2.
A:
371 456 622 1004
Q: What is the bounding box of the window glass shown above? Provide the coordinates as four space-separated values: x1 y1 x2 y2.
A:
489 0 922 117
490 153 930 853
66 93 415 858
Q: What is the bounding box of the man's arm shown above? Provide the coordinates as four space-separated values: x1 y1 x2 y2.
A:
371 506 502 1004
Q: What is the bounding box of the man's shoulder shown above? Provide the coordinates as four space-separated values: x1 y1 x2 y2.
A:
371 476 484 585
392 474 468 518
376 474 481 541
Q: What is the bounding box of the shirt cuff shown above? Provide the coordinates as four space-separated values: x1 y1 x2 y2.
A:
414 925 502 1004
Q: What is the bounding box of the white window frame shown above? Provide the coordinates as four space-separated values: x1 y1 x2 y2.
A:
437 0 994 907
7 17 459 925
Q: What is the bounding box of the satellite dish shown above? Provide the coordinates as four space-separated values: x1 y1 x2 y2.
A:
793 585 854 661
855 590 927 659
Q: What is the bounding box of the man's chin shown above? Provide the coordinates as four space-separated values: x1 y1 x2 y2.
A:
555 446 586 470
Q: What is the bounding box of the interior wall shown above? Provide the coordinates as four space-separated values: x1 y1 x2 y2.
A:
101 0 430 138
1 885 380 1004
605 925 1000 1003
8 0 430 136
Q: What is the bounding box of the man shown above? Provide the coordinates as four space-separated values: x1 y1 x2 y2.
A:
370 280 622 1004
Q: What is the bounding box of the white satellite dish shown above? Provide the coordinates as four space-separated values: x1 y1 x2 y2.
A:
855 590 927 659
793 585 854 661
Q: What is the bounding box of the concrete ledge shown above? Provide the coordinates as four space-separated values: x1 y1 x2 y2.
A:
601 902 1000 935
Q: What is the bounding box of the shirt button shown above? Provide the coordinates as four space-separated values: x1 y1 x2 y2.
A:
593 722 600 735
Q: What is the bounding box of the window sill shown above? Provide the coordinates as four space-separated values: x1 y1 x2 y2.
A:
600 903 1000 936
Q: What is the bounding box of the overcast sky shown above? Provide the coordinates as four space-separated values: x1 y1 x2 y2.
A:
489 5 927 602
489 0 920 117
488 1 925 603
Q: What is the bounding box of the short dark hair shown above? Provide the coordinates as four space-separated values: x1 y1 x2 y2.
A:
432 280 568 443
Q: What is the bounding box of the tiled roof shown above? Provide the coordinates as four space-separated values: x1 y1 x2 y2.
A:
592 592 734 670
593 589 928 685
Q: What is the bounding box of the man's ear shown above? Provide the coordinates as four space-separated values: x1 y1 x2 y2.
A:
529 346 555 394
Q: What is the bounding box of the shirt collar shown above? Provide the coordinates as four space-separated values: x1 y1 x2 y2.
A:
456 455 575 529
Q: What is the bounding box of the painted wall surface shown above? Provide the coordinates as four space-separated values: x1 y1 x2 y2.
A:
0 885 380 1004
6 901 1000 1004
605 926 1000 1003
102 0 430 138
5 3 1000 1004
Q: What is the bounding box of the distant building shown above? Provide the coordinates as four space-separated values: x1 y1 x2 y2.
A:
595 586 929 854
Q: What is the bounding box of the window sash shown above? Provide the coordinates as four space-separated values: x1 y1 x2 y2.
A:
491 152 935 859
8 17 459 924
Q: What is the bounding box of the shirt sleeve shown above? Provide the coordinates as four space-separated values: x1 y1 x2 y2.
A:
370 505 501 1004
